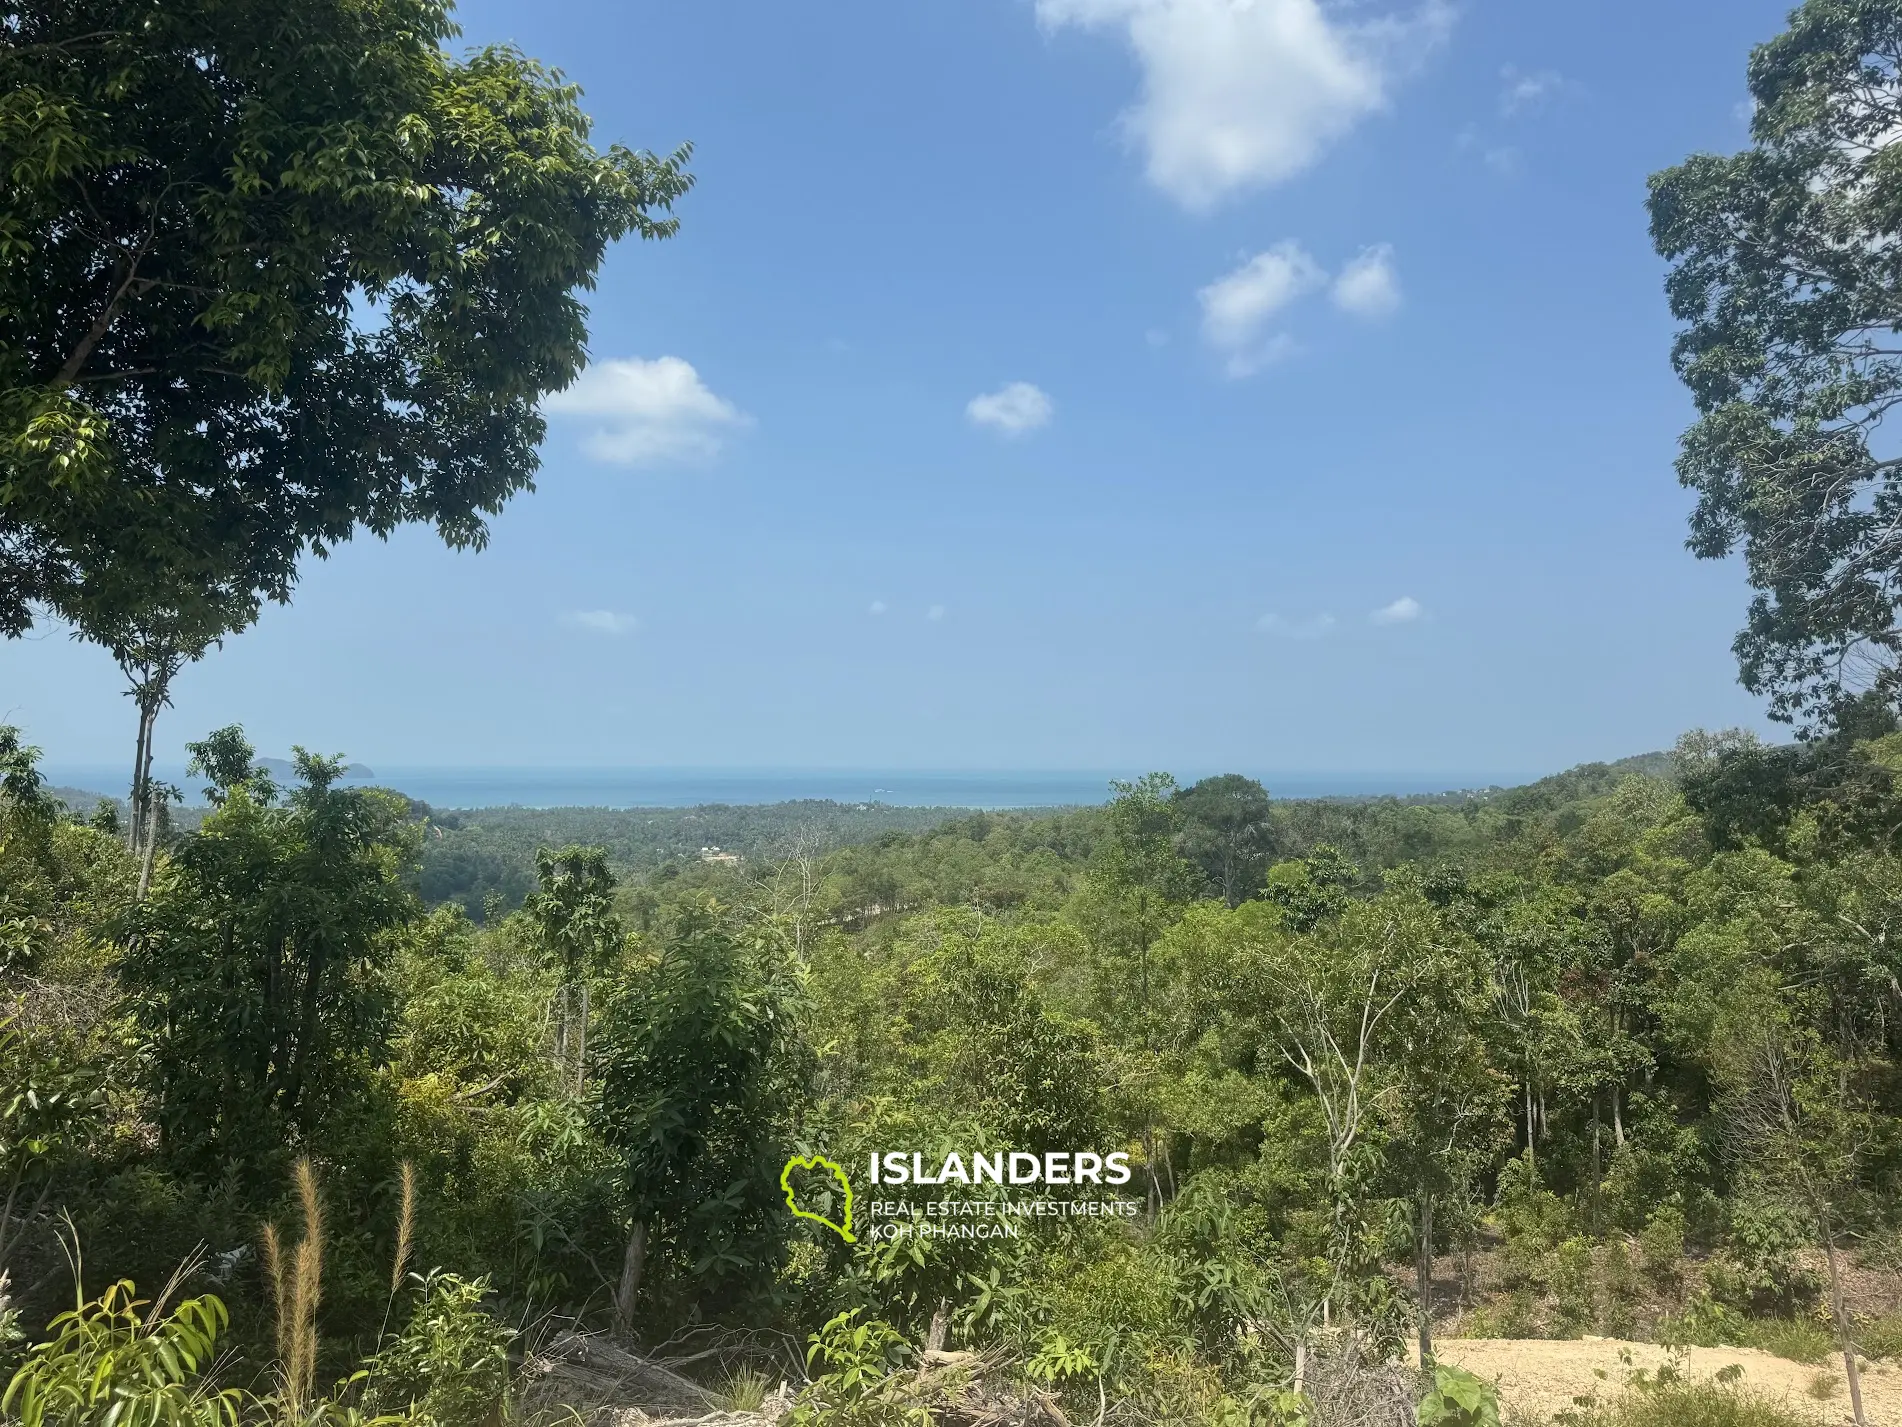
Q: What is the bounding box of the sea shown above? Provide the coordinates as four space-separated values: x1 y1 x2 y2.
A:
41 766 1532 811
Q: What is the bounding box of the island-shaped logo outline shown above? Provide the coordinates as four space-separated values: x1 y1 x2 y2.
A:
780 1154 856 1243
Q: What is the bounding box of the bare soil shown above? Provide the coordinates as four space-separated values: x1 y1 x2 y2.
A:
1434 1336 1902 1426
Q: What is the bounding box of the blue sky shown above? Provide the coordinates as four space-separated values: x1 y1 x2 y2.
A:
6 0 1797 777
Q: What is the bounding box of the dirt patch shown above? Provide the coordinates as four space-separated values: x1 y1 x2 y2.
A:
1434 1336 1902 1426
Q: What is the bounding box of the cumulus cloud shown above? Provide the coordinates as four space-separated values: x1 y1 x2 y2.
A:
1331 245 1401 319
563 610 640 636
1037 0 1453 210
1370 596 1422 625
1200 243 1323 374
544 356 749 464
967 382 1054 435
1257 611 1336 639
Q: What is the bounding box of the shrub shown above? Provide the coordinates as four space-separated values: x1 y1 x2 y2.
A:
1418 1363 1502 1427
1552 1238 1598 1335
1657 1291 1747 1349
365 1272 515 1427
1714 1198 1819 1314
790 1311 928 1427
1 1280 243 1427
1638 1208 1685 1295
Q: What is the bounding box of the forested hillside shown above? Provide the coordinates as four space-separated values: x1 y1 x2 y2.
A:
10 716 1902 1425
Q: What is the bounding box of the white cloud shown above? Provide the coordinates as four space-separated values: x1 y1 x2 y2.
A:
1370 595 1422 625
927 604 947 621
1499 65 1563 116
563 609 640 636
544 356 749 465
1257 611 1336 639
869 600 887 616
1037 0 1453 210
1200 243 1323 373
1332 245 1401 319
966 382 1054 435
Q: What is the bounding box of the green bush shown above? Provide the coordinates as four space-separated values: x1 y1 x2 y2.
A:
1712 1198 1819 1314
1657 1291 1747 1349
365 1272 514 1427
1418 1363 1501 1427
1552 1238 1598 1335
790 1311 928 1427
1638 1208 1685 1295
1 1280 242 1427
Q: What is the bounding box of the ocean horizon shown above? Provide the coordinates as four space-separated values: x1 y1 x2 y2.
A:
41 764 1539 811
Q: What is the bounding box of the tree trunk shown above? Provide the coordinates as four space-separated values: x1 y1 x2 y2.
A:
1822 1229 1868 1427
1524 1079 1536 1175
1611 1083 1625 1148
129 685 163 899
613 1222 647 1341
926 1302 949 1354
1591 1094 1603 1235
1416 1193 1436 1365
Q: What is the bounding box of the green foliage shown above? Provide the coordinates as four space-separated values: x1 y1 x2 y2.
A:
0 0 690 642
1637 1208 1686 1295
1418 1364 1501 1427
1557 1374 1821 1427
1648 0 1902 727
590 905 808 1312
790 1311 927 1427
1739 1318 1833 1367
1 1280 242 1427
123 735 419 1188
364 1272 514 1427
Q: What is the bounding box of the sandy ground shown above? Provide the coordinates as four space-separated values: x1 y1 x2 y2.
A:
1432 1336 1902 1425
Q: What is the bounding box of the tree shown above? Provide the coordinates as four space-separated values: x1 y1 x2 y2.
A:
1649 0 1902 725
1713 981 1879 1427
1174 774 1275 907
124 728 419 1188
525 844 623 1088
1 0 692 787
1084 773 1197 1212
1377 936 1511 1363
1265 893 1435 1324
590 906 807 1338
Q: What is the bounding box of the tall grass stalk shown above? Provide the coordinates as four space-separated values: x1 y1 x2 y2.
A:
262 1157 325 1420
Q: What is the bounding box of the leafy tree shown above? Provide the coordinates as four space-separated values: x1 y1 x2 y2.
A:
1711 976 1883 1427
124 729 419 1187
1 0 692 790
1649 0 1902 725
1083 774 1196 1210
1173 774 1275 907
1376 934 1511 1361
589 906 807 1337
525 844 623 1086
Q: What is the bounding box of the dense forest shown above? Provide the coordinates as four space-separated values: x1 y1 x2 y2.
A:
13 0 1902 1424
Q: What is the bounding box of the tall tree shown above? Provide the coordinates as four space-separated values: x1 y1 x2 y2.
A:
1174 773 1275 907
1 0 692 789
590 907 806 1339
1649 0 1902 725
525 844 623 1088
124 729 419 1188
